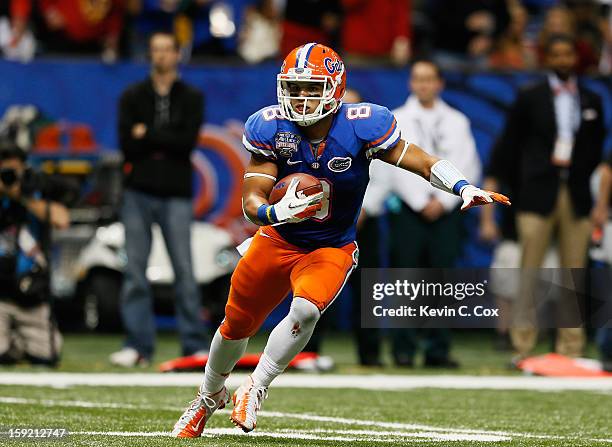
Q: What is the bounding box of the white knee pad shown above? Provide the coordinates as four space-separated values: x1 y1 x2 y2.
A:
254 297 321 384
288 297 320 330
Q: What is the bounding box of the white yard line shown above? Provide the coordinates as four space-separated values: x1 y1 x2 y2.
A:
286 429 509 442
70 428 434 443
1 372 612 391
1 396 611 444
0 396 179 411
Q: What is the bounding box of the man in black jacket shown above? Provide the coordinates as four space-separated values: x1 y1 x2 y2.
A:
110 32 208 367
483 34 605 360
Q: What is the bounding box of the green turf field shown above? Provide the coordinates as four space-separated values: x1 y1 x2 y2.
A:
0 332 610 446
0 383 610 446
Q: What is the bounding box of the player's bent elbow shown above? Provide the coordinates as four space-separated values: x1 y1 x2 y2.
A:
421 162 433 180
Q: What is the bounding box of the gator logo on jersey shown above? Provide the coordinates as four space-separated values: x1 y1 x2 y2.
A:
323 57 344 75
275 132 301 157
327 156 352 172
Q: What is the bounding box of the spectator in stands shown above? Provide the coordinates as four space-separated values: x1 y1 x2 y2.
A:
427 0 510 69
489 1 537 70
1 1 36 61
486 34 604 362
536 4 600 74
0 144 69 367
362 61 481 368
280 0 341 58
124 0 178 60
11 0 124 62
537 5 574 41
566 0 606 73
341 0 411 66
129 1 273 60
189 1 241 58
127 1 219 60
110 32 208 367
238 0 281 64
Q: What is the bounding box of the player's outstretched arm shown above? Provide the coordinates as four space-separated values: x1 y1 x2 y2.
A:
380 139 510 211
242 155 323 225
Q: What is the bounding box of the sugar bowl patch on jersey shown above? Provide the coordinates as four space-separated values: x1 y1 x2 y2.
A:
275 132 301 158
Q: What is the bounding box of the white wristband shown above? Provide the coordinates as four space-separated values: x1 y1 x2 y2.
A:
430 159 468 194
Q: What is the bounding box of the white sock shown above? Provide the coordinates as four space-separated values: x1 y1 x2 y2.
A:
251 353 284 388
252 298 320 387
202 329 248 394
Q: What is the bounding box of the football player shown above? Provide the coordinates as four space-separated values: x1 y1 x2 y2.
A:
172 43 509 437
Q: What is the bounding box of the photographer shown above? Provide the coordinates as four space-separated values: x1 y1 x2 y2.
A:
0 145 69 366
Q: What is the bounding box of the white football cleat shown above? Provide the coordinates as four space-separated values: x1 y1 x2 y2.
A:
172 385 230 438
230 375 268 432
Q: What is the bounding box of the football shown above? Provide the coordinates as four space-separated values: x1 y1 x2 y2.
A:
269 173 323 204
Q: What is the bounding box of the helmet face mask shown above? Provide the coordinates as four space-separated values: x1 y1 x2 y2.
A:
277 43 346 127
277 73 338 126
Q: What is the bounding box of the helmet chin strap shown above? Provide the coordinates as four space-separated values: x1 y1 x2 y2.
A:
296 119 318 127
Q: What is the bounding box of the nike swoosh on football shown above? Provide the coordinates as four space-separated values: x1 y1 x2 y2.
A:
287 160 302 165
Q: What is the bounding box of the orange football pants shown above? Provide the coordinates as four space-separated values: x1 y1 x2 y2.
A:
219 226 358 340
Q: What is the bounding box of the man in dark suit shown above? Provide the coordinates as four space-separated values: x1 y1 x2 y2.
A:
482 34 605 360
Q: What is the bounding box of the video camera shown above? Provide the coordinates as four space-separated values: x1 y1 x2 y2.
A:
0 145 78 205
0 165 48 197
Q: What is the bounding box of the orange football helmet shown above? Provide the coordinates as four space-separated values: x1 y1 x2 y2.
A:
277 43 346 126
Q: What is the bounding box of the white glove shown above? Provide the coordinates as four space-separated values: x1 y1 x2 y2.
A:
460 185 511 211
273 177 324 223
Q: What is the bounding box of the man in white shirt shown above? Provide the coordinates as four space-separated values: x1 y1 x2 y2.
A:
362 60 481 367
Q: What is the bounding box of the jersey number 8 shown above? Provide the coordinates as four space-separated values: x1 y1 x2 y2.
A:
312 179 332 221
346 105 371 120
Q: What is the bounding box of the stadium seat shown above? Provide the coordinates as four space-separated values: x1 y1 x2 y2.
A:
34 123 62 153
68 124 97 153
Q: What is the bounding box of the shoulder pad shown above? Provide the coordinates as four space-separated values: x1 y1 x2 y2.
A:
344 103 400 159
242 106 283 160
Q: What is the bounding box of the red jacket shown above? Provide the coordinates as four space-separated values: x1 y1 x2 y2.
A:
12 0 123 42
11 0 29 17
341 0 411 56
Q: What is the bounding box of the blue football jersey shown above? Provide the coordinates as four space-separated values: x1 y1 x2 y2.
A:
242 103 400 249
